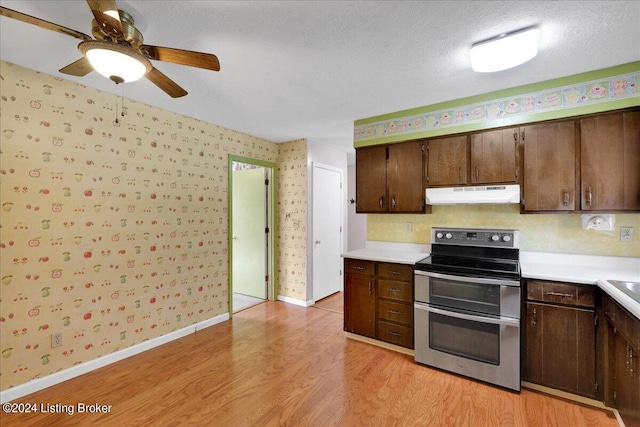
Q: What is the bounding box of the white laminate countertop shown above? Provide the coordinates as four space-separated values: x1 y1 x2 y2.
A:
520 251 640 319
342 241 430 265
342 244 639 318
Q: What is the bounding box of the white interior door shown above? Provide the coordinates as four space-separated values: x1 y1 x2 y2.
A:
313 163 343 302
232 166 267 299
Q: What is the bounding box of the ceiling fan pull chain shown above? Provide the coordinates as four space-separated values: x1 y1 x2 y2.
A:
114 86 125 126
114 92 119 125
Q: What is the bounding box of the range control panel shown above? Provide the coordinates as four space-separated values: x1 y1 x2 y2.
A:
431 228 519 249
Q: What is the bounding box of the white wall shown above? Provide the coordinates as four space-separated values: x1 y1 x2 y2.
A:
347 164 367 251
306 140 348 302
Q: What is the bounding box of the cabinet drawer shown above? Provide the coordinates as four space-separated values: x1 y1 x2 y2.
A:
344 258 375 276
378 299 413 326
378 263 413 282
527 280 595 308
377 321 413 348
378 280 413 302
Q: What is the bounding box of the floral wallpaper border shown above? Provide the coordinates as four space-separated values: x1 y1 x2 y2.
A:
354 71 640 143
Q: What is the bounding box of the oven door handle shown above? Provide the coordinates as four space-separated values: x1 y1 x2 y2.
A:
414 303 520 327
414 270 520 287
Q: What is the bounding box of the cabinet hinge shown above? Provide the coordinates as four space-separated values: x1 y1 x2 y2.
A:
265 178 270 185
265 227 270 233
521 130 525 141
265 275 269 282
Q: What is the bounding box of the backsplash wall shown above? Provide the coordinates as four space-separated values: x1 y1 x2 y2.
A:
0 61 279 391
368 205 640 257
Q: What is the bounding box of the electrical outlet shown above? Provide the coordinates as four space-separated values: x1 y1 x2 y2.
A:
51 332 63 348
405 222 412 232
620 226 634 242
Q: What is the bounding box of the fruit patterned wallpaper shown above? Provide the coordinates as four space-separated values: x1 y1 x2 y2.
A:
0 61 289 391
277 140 307 301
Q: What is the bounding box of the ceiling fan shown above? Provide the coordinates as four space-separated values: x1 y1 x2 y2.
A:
0 0 220 98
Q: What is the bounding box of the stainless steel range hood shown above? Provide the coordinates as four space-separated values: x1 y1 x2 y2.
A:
425 184 520 205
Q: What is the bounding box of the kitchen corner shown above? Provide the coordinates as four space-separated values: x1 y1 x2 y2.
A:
520 251 640 318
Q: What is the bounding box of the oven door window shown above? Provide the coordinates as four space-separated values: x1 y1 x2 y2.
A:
430 277 500 315
429 312 500 365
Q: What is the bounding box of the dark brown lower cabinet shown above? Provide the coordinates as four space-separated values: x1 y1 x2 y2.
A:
523 280 597 398
602 293 640 427
344 258 414 349
344 259 376 339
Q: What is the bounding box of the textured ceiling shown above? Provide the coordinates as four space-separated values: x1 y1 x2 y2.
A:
1 1 639 163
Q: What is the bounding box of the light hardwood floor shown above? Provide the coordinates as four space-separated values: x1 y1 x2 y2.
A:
4 300 617 426
312 291 344 314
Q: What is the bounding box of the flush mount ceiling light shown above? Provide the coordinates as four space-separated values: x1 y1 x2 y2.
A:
79 40 152 84
470 27 540 73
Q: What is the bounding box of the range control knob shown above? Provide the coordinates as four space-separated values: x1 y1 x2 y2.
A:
491 235 500 242
436 232 444 239
503 235 512 242
445 233 453 239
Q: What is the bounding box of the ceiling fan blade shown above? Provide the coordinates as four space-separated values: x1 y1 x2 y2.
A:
0 6 92 41
59 57 94 77
142 45 220 72
86 0 123 38
146 67 188 98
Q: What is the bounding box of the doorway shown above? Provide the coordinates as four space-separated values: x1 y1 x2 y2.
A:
312 162 343 302
229 156 277 315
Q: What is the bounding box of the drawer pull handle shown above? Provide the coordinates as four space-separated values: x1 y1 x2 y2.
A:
546 292 573 298
388 331 402 337
387 271 402 275
352 266 365 271
388 310 403 315
387 288 401 293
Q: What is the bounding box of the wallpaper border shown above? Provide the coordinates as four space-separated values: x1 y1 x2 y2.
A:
354 61 640 147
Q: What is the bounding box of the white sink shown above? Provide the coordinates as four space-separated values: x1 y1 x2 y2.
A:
608 280 640 304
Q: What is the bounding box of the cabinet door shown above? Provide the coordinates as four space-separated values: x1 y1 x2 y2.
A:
470 128 518 184
387 141 424 212
581 111 640 211
344 274 376 338
426 135 468 186
522 121 576 211
525 302 596 397
355 146 387 213
613 331 640 426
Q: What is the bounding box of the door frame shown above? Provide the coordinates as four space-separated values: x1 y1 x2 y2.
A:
311 162 344 302
228 155 278 316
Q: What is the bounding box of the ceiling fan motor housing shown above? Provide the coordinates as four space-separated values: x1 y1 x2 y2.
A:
91 9 143 48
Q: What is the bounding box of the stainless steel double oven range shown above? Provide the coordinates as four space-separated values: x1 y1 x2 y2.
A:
414 227 521 392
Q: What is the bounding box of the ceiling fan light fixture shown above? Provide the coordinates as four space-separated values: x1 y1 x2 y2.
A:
470 27 540 73
79 40 151 83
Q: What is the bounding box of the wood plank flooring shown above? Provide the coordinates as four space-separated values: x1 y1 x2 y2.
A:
312 291 344 314
3 301 617 426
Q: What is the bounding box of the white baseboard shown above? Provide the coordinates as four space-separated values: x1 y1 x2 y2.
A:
0 313 230 403
277 295 313 307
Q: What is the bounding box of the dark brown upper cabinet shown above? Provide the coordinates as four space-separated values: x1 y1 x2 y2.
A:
470 128 519 185
522 120 577 212
356 141 426 213
425 135 468 186
580 111 640 211
355 145 387 213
